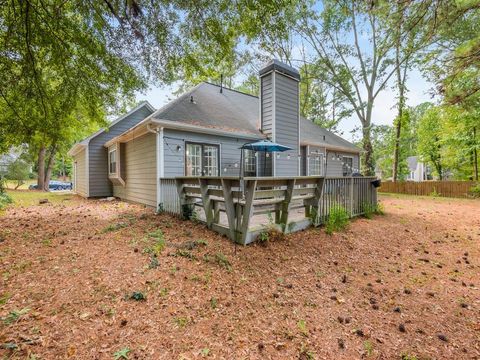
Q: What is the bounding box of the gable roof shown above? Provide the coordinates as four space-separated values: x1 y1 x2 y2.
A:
68 101 155 156
147 82 359 152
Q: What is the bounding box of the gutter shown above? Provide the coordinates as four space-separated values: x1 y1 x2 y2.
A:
105 118 263 148
147 124 164 213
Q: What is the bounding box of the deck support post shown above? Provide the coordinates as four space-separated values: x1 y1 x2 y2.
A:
221 179 237 241
199 178 214 228
279 179 296 232
240 179 257 244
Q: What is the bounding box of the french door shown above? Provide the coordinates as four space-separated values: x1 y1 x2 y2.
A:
185 143 220 176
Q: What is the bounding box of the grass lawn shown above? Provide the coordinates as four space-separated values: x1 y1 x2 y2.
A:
4 189 74 207
2 179 36 190
0 194 479 359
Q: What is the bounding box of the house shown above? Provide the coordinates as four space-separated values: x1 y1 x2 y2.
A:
406 156 430 182
69 59 361 209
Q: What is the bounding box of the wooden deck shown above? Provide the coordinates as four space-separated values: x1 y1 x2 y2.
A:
166 176 378 244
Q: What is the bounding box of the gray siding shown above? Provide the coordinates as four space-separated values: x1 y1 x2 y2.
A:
163 129 259 177
260 74 273 138
113 133 157 207
73 149 87 197
88 105 154 197
274 73 299 176
326 151 360 177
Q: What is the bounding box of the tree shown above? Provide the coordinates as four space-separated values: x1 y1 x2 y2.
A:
299 63 352 134
1 0 269 190
5 159 31 190
417 107 445 179
288 0 428 175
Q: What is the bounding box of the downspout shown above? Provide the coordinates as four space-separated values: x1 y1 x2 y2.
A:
147 124 164 212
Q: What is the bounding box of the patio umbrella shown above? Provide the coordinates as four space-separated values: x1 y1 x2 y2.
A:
240 139 293 178
241 139 293 153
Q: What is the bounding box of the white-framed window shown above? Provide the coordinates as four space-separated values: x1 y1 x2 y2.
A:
343 156 353 176
109 149 117 175
203 145 219 176
244 149 256 175
185 142 219 176
309 153 324 176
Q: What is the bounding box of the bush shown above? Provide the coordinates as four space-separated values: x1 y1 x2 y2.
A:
469 183 480 198
363 202 384 219
0 192 13 211
325 205 349 235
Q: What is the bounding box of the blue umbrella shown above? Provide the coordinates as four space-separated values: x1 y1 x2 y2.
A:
240 139 292 152
239 140 292 180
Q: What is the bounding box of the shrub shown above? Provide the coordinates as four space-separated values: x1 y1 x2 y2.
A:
469 183 480 198
325 205 349 235
0 192 13 211
362 202 384 219
143 229 166 255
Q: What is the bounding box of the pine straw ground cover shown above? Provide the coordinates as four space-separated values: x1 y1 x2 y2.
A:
0 192 479 359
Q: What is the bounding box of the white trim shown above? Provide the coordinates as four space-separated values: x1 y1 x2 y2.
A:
158 128 164 178
272 71 276 177
297 79 301 176
85 144 90 197
156 127 164 212
306 145 310 176
342 155 354 176
300 141 361 154
68 101 155 156
108 147 117 176
105 119 262 148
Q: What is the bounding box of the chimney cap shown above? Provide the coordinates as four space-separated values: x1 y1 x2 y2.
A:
259 59 300 80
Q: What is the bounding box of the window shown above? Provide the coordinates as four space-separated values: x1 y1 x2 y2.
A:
185 143 219 176
203 145 219 176
109 149 117 175
342 156 353 176
244 149 256 175
309 153 324 176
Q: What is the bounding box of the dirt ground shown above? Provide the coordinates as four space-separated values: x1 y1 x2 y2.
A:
0 192 479 359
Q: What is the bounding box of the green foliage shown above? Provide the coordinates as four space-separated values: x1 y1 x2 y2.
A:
363 340 374 356
2 308 30 325
297 319 308 337
128 292 146 301
113 347 131 360
5 159 31 190
469 183 480 198
325 205 349 235
362 202 383 219
205 252 232 271
174 249 197 260
0 192 13 211
143 230 166 256
173 316 189 328
101 222 128 233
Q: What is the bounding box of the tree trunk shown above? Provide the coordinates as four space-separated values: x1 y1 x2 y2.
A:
474 127 478 181
37 146 46 191
44 145 57 191
362 99 374 176
362 123 374 176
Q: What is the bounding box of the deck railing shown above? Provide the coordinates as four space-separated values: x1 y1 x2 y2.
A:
161 176 378 244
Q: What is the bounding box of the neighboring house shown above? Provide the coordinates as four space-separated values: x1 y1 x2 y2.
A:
406 156 430 182
0 147 28 176
69 59 361 208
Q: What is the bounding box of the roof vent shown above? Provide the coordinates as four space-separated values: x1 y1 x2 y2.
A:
190 95 194 103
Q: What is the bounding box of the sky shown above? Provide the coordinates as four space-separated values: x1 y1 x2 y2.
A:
135 67 437 142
